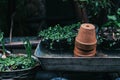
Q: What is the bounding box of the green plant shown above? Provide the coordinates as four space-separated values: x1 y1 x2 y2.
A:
103 8 120 28
76 0 111 15
38 22 80 49
0 38 37 72
0 32 6 58
0 55 37 71
63 0 112 23
97 8 120 49
23 38 32 59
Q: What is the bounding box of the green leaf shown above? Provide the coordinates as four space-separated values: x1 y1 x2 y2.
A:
23 38 32 59
117 8 120 15
117 23 120 27
102 21 112 27
107 15 117 21
9 61 15 65
95 1 98 7
0 32 4 42
0 32 6 56
67 38 72 43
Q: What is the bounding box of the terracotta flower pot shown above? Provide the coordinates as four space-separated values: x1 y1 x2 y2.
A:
74 23 97 57
76 23 97 45
75 38 96 50
74 47 96 57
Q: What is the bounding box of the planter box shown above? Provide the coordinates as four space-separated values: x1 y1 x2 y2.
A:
34 42 120 72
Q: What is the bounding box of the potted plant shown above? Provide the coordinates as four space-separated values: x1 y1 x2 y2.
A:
98 8 120 50
38 22 80 51
0 32 40 79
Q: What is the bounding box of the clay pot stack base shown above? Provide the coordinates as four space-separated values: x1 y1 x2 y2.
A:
74 23 97 57
74 47 96 57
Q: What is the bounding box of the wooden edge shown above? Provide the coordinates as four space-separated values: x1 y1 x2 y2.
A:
0 40 40 49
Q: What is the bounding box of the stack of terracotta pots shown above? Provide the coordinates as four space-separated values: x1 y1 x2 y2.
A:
74 23 97 57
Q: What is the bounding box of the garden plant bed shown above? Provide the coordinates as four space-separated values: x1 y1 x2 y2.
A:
0 33 40 79
34 42 120 72
0 55 39 79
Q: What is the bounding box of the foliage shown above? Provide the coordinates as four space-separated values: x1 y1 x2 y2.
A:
102 8 120 28
75 0 112 16
38 22 80 49
0 32 6 58
39 22 80 42
23 38 32 59
0 36 37 71
63 0 112 23
0 55 36 71
97 8 120 49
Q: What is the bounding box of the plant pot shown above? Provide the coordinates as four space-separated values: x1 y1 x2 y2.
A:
0 53 40 79
74 23 97 57
75 38 96 50
76 23 97 44
74 47 96 57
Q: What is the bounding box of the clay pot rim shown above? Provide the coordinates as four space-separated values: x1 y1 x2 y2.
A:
76 37 97 45
74 53 96 57
74 51 96 57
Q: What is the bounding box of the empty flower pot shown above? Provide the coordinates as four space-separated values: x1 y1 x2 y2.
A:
75 38 96 50
74 23 97 57
74 47 96 57
76 23 97 44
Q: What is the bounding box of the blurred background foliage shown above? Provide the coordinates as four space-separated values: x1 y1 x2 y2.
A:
0 0 76 37
0 0 8 34
0 0 119 37
0 0 46 37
